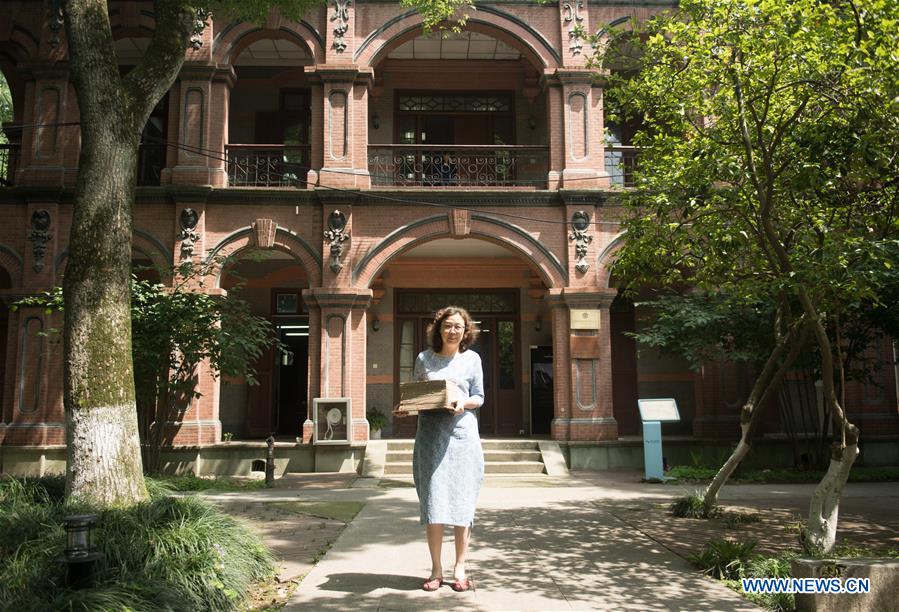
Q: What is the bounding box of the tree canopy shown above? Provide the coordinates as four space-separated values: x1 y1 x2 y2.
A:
594 0 899 552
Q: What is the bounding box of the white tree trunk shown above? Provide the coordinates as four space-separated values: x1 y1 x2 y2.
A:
67 403 148 504
806 442 859 554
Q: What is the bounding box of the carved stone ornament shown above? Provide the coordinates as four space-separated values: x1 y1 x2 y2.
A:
568 210 593 273
323 210 350 273
562 0 585 55
28 210 52 272
253 218 277 249
179 208 201 259
190 9 212 49
48 0 64 48
331 0 352 53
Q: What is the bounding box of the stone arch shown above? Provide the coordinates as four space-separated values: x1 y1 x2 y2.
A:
596 231 626 288
0 39 34 133
355 6 562 71
353 213 566 289
213 20 324 65
132 228 173 268
0 243 23 287
207 226 322 287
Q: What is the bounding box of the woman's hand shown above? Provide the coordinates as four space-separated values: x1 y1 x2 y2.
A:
451 398 469 415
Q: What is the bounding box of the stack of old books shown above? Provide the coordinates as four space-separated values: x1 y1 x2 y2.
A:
394 379 461 415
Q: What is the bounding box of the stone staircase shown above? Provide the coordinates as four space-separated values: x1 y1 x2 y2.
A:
379 439 561 477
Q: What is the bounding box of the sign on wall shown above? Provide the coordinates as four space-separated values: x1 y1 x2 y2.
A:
570 309 601 330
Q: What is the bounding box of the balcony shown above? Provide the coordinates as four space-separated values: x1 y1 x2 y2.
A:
606 145 638 188
0 143 20 186
368 145 549 189
226 144 311 188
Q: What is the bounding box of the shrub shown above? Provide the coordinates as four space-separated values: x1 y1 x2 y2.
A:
0 477 274 611
670 491 718 518
689 538 757 580
366 408 389 432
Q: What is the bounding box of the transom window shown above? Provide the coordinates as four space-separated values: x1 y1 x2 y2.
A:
398 94 513 113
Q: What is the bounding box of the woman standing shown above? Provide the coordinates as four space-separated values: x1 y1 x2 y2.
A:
400 305 484 592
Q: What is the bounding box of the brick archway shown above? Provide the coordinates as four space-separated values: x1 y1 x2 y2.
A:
353 213 565 289
596 231 626 289
213 21 324 65
208 226 322 288
355 7 562 71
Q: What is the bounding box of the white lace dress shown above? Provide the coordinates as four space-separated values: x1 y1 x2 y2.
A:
412 348 485 526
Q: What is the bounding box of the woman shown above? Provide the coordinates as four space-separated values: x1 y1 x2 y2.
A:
399 306 484 592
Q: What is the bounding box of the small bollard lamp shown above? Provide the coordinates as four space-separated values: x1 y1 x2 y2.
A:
265 434 276 488
59 514 104 588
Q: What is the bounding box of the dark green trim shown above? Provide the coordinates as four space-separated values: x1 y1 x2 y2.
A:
353 215 445 281
0 243 24 269
134 228 174 267
471 213 567 284
473 5 562 66
205 226 323 275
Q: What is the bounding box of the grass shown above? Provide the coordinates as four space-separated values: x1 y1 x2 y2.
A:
666 465 899 484
149 473 269 492
689 536 899 611
0 476 274 611
670 490 718 518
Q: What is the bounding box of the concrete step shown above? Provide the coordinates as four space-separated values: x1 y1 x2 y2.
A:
486 461 546 474
384 460 546 476
387 439 540 451
481 440 540 451
386 450 543 463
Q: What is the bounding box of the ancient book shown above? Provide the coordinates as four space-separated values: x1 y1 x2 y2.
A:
395 379 460 415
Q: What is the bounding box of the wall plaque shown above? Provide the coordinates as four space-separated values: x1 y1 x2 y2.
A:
570 309 600 329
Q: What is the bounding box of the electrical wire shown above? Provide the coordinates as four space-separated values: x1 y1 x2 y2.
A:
2 120 629 228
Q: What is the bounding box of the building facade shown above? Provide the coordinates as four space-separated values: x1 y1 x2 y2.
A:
1 1 897 473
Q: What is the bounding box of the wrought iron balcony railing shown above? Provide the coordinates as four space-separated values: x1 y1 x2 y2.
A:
605 145 638 188
0 143 20 187
368 145 548 188
226 144 311 187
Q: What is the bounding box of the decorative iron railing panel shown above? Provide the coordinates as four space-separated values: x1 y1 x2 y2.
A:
605 145 638 188
226 144 311 187
368 145 548 188
0 144 21 187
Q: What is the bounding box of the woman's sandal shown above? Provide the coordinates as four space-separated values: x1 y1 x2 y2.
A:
422 577 442 592
450 577 472 592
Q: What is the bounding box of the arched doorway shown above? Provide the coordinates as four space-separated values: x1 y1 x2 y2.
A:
220 251 310 438
365 237 554 438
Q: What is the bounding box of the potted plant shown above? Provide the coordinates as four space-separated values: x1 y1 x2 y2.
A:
366 408 389 439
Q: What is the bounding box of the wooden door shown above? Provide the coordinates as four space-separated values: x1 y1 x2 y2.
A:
246 345 275 437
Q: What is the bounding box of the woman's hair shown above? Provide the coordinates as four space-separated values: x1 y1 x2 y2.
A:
427 305 479 352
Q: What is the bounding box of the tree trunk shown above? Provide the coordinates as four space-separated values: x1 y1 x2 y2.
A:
63 114 148 505
802 315 860 554
806 438 859 553
703 318 808 514
63 0 195 505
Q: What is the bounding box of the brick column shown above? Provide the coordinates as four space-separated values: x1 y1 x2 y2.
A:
305 67 372 189
548 0 609 189
15 64 79 188
4 200 65 445
302 289 372 443
564 289 618 441
304 0 371 189
548 290 572 440
169 65 235 187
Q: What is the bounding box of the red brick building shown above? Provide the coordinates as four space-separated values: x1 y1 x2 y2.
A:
1 1 896 474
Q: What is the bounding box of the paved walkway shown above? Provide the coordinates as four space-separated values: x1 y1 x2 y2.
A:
201 471 899 611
